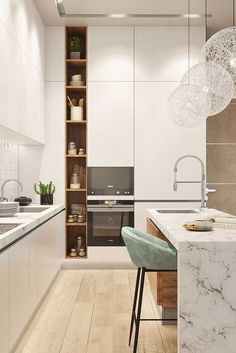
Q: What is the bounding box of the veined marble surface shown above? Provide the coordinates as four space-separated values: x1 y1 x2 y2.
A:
148 208 236 353
0 204 64 252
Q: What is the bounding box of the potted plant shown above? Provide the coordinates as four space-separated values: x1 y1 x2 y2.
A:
34 181 56 205
70 36 82 59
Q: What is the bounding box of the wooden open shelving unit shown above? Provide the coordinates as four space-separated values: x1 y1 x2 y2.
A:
65 27 87 259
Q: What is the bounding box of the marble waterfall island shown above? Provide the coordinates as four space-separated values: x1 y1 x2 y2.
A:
148 208 236 353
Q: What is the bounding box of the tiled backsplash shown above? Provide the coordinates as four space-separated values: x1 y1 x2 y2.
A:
0 140 19 201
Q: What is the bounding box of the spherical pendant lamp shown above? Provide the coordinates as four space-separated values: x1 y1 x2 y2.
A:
181 62 234 116
200 27 236 93
168 84 207 128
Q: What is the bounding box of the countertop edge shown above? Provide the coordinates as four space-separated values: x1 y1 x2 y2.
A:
0 204 65 253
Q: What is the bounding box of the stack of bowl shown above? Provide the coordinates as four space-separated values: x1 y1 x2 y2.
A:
0 202 19 217
69 74 84 87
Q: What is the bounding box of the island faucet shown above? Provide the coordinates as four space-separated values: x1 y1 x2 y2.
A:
0 179 23 202
173 155 206 209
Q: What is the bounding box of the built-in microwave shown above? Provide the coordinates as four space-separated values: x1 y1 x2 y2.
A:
88 167 134 196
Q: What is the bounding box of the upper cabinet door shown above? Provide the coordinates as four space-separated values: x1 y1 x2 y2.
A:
135 26 205 82
88 27 134 81
88 82 134 166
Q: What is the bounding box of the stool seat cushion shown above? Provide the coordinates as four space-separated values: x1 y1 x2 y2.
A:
122 226 177 270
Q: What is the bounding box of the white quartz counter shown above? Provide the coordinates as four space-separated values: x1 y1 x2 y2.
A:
0 204 64 252
148 208 236 251
148 208 236 353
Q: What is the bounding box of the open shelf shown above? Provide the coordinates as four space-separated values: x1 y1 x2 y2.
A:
65 26 88 260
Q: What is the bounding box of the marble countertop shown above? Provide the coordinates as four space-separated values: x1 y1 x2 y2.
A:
148 208 236 251
0 204 64 252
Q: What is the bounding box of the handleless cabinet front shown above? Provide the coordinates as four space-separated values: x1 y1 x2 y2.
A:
0 249 10 353
88 82 134 166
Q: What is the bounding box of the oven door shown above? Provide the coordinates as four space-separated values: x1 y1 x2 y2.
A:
87 206 134 246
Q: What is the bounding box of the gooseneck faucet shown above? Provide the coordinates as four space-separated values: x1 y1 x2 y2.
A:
173 155 206 209
0 179 23 202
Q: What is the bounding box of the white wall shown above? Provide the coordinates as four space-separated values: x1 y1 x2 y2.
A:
19 27 65 204
0 139 19 201
0 0 45 144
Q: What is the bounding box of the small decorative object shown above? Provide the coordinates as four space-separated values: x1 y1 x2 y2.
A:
70 36 81 59
73 214 78 222
78 246 86 257
78 148 85 155
77 236 82 252
34 181 55 205
70 173 80 189
67 215 75 223
69 248 77 257
181 62 234 116
14 196 32 206
77 215 84 223
68 142 77 155
200 26 236 93
69 74 84 87
167 84 207 128
67 96 83 121
71 203 86 217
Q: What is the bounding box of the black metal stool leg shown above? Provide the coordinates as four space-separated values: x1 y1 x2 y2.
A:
129 267 141 346
133 268 145 353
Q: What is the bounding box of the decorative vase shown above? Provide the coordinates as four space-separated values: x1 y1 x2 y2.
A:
40 194 53 205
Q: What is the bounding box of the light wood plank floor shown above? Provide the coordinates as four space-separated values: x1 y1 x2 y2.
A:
15 270 177 353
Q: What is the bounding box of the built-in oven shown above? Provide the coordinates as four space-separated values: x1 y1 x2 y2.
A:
87 200 134 246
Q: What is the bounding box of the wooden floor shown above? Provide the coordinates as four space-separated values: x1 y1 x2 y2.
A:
15 270 177 353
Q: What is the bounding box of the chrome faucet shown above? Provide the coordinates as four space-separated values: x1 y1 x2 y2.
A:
0 179 23 202
173 155 206 209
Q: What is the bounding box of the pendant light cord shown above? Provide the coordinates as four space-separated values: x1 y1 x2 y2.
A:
233 0 235 26
187 0 190 72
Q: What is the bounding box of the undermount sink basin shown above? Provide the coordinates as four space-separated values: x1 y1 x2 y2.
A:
19 206 49 213
156 209 199 214
0 223 19 235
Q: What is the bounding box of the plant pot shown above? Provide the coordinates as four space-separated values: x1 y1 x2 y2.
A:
40 194 53 205
70 51 81 59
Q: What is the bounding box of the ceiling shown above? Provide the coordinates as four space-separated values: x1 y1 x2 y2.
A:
34 0 234 35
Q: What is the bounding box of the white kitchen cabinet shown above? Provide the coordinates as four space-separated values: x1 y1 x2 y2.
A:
135 26 205 81
88 27 134 81
45 27 65 82
135 201 202 232
9 236 30 349
88 82 134 166
0 249 9 353
0 3 45 144
8 210 64 352
135 82 206 200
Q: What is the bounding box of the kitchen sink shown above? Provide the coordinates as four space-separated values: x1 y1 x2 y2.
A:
156 209 199 214
0 223 19 235
19 206 49 213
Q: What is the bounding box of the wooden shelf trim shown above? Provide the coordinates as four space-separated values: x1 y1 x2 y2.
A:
66 86 86 90
66 120 86 124
66 154 87 158
66 222 87 226
66 59 86 64
66 188 86 192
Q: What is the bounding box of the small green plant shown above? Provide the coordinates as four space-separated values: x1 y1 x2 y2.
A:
34 181 56 195
70 36 81 53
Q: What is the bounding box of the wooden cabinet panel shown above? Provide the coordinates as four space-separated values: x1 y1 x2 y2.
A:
146 218 177 308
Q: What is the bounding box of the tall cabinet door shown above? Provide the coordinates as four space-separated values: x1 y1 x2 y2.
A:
135 82 206 200
88 27 134 167
134 27 206 201
88 82 134 166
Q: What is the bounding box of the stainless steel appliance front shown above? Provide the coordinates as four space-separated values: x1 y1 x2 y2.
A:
87 200 134 246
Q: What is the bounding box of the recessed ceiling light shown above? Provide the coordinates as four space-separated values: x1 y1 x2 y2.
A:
109 14 127 18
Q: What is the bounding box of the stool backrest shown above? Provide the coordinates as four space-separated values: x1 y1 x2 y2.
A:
122 227 177 270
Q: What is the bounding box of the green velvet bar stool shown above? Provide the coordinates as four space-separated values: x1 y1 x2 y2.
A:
122 226 177 353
